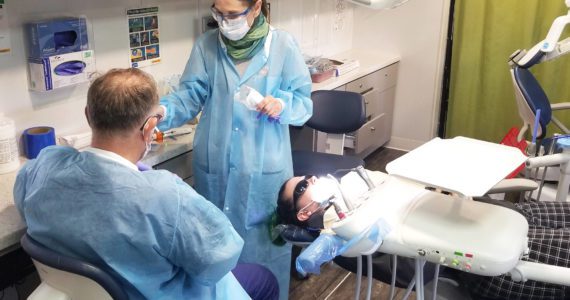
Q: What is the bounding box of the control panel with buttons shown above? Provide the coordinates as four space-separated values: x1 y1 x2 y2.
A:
419 248 477 273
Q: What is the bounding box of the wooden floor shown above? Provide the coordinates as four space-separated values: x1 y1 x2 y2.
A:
288 147 410 300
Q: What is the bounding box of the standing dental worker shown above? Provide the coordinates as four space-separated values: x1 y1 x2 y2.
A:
158 0 313 298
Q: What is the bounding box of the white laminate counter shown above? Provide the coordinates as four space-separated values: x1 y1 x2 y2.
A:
0 161 26 256
0 49 400 255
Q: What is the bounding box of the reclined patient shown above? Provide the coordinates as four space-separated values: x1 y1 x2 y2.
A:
275 170 435 287
276 170 570 300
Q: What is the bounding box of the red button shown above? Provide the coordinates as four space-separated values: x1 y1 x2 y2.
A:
465 253 473 258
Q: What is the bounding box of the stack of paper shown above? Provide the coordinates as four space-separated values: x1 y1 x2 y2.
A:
331 58 360 76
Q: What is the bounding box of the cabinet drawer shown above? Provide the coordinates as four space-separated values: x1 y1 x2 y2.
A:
346 63 399 94
362 85 396 120
153 151 193 180
363 89 380 119
353 114 391 154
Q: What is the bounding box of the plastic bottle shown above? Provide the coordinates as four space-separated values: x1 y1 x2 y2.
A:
0 116 20 174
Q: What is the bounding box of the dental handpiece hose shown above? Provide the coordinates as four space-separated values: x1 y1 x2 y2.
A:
326 174 356 211
331 199 346 220
355 165 375 190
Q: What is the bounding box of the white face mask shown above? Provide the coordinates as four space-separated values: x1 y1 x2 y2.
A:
218 15 251 41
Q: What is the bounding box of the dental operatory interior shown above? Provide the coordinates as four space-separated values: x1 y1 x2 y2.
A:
2 0 570 299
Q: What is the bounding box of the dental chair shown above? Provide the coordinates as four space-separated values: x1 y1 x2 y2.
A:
20 233 128 300
509 2 570 202
292 90 367 177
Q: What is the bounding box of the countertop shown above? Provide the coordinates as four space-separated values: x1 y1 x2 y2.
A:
311 49 400 91
0 49 400 254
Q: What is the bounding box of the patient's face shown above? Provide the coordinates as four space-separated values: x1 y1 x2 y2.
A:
284 175 322 217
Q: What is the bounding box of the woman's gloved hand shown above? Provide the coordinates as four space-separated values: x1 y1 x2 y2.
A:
256 96 283 119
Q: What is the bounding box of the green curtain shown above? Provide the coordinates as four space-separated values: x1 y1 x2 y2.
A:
446 0 570 143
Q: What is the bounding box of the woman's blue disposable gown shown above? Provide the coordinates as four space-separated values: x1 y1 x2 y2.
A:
159 28 313 299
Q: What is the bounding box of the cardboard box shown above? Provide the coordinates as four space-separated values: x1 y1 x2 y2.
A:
28 50 95 91
26 18 89 58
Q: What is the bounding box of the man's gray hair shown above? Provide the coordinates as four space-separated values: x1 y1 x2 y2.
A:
87 68 158 134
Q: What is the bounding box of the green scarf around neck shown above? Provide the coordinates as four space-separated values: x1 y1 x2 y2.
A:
223 14 269 61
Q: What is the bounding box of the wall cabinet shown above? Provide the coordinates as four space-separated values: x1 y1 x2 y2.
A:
291 62 399 159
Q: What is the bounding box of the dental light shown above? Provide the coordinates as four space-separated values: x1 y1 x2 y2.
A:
510 0 570 68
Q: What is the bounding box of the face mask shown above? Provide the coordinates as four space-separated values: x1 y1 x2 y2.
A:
219 15 251 41
304 199 334 230
306 209 326 229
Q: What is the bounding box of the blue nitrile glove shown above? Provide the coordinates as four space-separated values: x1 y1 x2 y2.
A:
296 234 345 275
136 162 152 171
53 61 87 76
296 219 391 276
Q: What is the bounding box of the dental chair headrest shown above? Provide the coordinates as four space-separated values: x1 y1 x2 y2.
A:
274 224 319 245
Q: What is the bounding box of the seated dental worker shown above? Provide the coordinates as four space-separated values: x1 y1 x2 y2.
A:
459 200 570 300
14 68 278 300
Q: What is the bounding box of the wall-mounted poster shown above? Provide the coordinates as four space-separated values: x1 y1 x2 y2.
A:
0 0 11 56
127 7 160 68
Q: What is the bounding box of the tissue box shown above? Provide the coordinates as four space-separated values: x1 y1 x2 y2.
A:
28 50 95 91
26 18 89 58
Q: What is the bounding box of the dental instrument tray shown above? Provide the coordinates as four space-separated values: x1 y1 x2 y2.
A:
385 136 528 197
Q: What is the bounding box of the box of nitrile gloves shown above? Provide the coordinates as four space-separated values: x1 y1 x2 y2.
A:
28 50 95 91
26 17 89 58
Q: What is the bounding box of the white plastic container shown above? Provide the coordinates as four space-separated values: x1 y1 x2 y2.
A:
0 117 20 174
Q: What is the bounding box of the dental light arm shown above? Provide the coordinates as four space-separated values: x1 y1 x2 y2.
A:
327 174 356 211
509 261 570 286
355 166 376 190
486 178 539 194
510 1 570 67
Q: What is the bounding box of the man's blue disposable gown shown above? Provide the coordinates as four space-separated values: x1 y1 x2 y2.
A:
159 28 313 299
14 146 248 299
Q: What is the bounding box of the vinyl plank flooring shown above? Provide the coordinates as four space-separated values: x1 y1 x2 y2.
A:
364 147 407 173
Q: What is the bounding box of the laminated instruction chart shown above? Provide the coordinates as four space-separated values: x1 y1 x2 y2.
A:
128 7 160 68
0 0 11 55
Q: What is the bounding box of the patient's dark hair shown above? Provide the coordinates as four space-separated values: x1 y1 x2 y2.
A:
276 179 306 227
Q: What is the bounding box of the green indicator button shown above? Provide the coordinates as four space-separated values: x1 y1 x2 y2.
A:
454 251 463 256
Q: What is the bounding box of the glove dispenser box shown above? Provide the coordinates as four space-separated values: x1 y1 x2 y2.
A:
26 18 89 58
25 17 95 91
28 50 95 91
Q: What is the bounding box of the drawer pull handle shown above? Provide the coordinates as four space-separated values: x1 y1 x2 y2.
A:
359 84 363 88
365 101 369 105
370 127 376 131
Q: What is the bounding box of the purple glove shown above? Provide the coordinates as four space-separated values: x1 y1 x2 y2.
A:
136 162 152 171
257 111 281 124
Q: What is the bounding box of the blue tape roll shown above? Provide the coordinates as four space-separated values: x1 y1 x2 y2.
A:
23 127 56 159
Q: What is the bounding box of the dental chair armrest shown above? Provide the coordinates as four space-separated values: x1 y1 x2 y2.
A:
550 102 570 110
487 178 538 194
